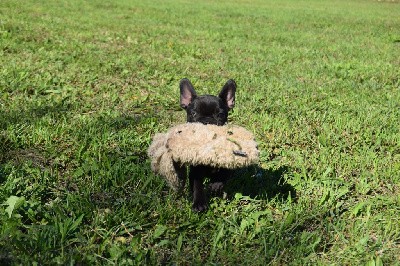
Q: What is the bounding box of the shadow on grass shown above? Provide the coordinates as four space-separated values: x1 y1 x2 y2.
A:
0 100 70 130
0 102 156 197
224 165 296 201
0 101 72 174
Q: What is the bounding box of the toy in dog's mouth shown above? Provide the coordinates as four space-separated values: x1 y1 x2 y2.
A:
148 123 259 190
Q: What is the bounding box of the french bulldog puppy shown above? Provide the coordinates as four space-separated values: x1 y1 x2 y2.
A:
179 78 236 212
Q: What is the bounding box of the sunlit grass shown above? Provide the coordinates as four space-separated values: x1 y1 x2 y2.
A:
1 0 399 264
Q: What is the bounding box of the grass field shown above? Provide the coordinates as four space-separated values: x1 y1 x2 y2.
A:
1 0 400 264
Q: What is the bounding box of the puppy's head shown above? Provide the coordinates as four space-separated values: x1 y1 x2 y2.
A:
179 78 236 126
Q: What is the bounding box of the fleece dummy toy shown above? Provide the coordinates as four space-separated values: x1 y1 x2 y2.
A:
148 123 259 186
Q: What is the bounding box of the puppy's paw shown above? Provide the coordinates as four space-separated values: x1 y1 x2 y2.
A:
192 201 208 212
208 182 224 194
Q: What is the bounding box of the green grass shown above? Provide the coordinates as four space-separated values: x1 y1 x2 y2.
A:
1 0 399 264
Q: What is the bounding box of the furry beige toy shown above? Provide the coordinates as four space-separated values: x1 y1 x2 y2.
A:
147 123 259 190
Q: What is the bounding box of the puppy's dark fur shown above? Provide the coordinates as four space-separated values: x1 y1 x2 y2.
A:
179 78 236 212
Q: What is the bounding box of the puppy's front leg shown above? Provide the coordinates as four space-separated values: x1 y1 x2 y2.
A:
189 166 207 212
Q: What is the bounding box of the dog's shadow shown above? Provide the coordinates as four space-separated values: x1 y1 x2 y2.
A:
221 165 296 201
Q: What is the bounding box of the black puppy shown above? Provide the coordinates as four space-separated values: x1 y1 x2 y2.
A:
179 78 237 212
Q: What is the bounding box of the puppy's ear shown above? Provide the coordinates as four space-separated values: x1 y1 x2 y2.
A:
180 78 197 109
219 79 236 109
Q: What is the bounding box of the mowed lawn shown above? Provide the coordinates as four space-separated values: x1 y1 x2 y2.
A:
1 0 399 264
